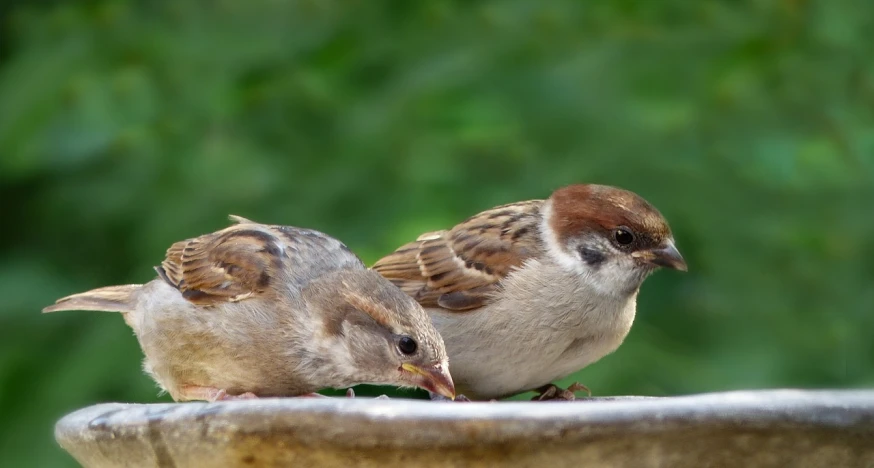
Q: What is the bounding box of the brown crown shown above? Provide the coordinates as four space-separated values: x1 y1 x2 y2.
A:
548 184 672 246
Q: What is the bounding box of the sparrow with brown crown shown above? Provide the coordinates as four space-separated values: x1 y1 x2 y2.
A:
44 216 455 402
373 184 686 401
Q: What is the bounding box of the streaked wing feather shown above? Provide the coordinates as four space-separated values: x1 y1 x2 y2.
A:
156 239 188 287
157 221 365 307
157 227 279 306
373 200 544 311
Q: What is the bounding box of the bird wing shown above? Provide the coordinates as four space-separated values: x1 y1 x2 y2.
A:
156 215 364 306
372 200 544 311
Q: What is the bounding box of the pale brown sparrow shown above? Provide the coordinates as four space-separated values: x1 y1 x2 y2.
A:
44 216 455 402
373 184 686 401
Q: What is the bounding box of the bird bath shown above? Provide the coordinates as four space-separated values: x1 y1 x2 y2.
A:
55 389 874 467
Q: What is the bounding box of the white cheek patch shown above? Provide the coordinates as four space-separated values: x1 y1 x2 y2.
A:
589 258 641 296
540 201 647 298
539 201 589 276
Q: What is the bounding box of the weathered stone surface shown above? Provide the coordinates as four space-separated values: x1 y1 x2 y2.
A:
56 390 874 467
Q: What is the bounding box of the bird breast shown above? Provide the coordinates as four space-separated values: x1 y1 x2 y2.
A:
429 258 638 399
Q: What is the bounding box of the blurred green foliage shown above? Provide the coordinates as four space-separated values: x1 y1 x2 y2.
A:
1 0 873 466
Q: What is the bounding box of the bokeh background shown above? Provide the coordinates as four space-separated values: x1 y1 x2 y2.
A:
2 0 873 465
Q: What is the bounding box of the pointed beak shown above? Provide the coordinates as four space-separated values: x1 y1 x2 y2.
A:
402 363 456 400
633 240 688 272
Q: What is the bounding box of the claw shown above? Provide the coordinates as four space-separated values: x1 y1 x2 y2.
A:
214 390 258 401
429 392 472 402
566 382 592 397
179 385 259 402
531 382 592 401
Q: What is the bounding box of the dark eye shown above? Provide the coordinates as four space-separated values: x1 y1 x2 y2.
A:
614 228 635 245
398 336 418 355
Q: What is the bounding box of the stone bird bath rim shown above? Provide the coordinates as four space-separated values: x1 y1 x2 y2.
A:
55 389 874 467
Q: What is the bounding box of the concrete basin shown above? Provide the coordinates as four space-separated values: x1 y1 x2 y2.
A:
55 389 874 467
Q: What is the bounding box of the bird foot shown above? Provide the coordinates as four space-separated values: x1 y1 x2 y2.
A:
214 390 258 401
429 392 473 402
180 385 258 402
344 388 390 399
531 382 591 401
299 389 390 399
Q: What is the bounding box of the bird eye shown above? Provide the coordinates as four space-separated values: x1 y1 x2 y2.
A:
398 336 418 355
614 228 635 245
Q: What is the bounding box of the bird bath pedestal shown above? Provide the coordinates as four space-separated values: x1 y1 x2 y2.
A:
55 390 874 467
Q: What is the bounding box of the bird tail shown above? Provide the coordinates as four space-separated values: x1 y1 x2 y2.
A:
42 284 142 313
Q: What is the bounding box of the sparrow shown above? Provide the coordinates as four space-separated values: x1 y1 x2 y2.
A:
373 184 687 401
43 216 455 402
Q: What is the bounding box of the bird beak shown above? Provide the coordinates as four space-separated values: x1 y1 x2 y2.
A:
401 363 456 400
633 241 688 272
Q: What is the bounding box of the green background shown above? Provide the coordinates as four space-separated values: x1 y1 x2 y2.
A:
2 1 873 466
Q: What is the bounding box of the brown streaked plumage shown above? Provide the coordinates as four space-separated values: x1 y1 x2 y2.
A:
373 184 686 400
373 200 543 311
44 216 455 402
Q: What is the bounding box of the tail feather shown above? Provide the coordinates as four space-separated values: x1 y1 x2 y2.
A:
42 284 142 313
